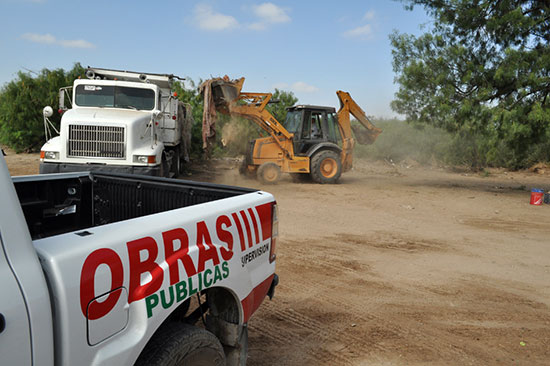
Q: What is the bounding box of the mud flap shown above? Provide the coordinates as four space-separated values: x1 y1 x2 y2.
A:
206 315 248 366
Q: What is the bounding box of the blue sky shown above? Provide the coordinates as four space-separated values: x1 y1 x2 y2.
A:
0 0 430 118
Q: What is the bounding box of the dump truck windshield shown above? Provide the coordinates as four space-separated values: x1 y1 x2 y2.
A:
75 85 155 110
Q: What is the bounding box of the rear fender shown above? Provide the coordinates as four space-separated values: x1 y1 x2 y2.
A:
305 142 342 158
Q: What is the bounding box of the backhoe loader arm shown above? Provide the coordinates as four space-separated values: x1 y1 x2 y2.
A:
207 77 294 158
230 92 293 140
335 90 382 171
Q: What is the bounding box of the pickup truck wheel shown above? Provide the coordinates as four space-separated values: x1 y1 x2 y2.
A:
135 323 225 366
310 150 342 184
257 162 281 184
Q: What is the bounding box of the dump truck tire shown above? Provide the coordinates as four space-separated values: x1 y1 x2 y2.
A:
310 150 342 184
257 162 281 184
159 154 169 178
135 323 226 366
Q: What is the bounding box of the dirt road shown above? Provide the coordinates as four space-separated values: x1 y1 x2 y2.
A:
6 152 550 365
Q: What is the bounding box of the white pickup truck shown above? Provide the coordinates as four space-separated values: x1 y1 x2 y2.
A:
0 154 278 365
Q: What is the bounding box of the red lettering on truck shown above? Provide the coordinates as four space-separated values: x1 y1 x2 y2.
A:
80 248 124 320
79 206 273 319
127 237 163 302
162 228 197 285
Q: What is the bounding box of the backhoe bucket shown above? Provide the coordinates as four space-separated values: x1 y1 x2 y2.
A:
351 124 382 145
210 78 244 114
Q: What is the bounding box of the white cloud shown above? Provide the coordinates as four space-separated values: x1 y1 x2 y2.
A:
194 4 239 31
272 82 289 90
343 24 373 38
272 81 318 93
291 82 318 93
21 33 95 48
363 10 375 21
248 2 290 30
253 3 290 23
58 39 95 48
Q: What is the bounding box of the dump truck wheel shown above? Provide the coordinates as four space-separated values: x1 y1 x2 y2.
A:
257 162 281 184
159 154 169 178
170 148 182 177
310 150 342 184
135 323 226 366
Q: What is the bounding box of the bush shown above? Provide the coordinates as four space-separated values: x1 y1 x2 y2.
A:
355 119 451 165
0 64 85 152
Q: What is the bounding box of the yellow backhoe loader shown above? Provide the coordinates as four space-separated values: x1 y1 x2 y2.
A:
205 77 382 184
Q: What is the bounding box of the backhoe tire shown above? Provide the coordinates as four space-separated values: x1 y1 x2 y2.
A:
310 150 342 184
257 162 281 184
239 160 257 179
290 173 311 183
134 322 226 366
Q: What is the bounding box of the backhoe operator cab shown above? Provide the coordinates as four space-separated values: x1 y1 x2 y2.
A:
284 106 340 155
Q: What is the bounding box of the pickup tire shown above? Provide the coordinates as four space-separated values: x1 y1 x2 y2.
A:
310 150 342 184
135 323 226 366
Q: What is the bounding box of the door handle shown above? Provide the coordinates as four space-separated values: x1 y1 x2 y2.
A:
0 313 5 333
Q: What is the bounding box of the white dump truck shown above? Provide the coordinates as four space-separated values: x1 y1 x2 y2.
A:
0 153 278 365
40 67 193 177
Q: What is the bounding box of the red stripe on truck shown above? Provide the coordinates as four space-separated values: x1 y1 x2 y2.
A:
247 208 260 245
254 203 272 241
232 212 246 251
241 274 275 323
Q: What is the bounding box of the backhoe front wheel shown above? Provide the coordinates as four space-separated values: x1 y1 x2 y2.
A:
257 162 281 184
310 150 342 184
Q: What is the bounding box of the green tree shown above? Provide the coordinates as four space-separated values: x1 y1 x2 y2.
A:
391 1 550 168
0 63 85 152
266 88 298 123
172 79 205 159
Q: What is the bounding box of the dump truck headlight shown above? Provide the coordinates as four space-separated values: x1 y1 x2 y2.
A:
134 155 156 164
40 151 59 160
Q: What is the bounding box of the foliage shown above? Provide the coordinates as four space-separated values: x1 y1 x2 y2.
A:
172 80 205 160
355 119 452 164
391 1 550 168
0 63 85 152
354 118 527 169
266 88 298 123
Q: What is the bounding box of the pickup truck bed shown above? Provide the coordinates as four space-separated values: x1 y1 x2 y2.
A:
14 172 254 240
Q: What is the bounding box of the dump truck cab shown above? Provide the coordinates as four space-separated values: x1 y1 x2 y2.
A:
40 67 193 177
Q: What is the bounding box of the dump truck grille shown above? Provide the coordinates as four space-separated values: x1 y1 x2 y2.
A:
68 125 125 159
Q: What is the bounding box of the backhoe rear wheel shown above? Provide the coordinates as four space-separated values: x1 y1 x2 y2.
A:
310 150 342 184
257 162 281 184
